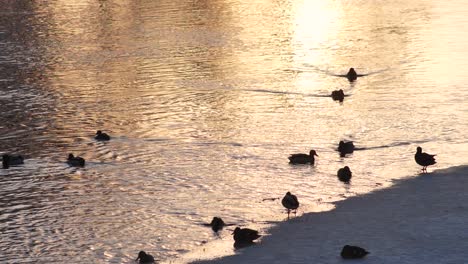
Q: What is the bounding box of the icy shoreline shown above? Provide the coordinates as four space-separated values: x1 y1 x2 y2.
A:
191 166 468 264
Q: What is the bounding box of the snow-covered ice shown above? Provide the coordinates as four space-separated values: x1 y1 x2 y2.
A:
191 166 468 264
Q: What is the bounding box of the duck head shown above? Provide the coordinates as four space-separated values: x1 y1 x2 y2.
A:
309 150 318 156
136 251 147 261
416 146 422 153
211 217 221 224
210 217 225 226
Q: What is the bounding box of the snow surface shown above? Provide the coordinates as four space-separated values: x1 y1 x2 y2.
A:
191 166 468 264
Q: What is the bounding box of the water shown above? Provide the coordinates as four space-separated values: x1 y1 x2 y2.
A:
0 0 467 263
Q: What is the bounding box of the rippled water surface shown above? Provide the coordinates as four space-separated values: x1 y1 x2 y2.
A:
1 0 467 263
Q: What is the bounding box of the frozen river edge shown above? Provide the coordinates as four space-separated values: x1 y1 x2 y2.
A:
191 165 468 264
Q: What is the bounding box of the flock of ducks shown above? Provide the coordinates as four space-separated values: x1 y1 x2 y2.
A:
2 130 110 169
2 69 439 263
193 68 437 262
178 68 438 263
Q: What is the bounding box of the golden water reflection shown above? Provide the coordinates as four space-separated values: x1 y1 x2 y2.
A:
0 0 467 263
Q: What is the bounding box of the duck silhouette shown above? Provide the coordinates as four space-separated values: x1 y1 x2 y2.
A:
135 251 155 263
331 89 345 102
288 150 318 165
415 146 436 173
209 217 225 233
341 245 369 259
2 154 24 169
346 68 358 81
337 166 352 183
338 141 355 156
95 130 111 141
233 227 261 247
281 192 299 219
335 68 367 82
67 154 85 167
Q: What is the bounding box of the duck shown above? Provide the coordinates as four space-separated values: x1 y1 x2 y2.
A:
67 154 85 167
337 166 352 183
2 154 24 169
341 245 369 259
135 251 155 263
346 68 358 82
281 192 299 219
415 146 436 173
95 130 111 141
233 227 261 244
331 89 345 102
338 141 354 156
209 217 225 233
288 150 318 165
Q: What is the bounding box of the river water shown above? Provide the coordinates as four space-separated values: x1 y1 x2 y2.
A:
0 0 467 263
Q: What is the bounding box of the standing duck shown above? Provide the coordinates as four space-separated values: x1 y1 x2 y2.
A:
341 245 369 259
2 154 24 169
338 141 354 156
415 146 436 173
67 154 85 167
337 166 352 183
288 150 318 165
95 130 111 141
282 192 299 219
331 89 345 102
135 251 155 263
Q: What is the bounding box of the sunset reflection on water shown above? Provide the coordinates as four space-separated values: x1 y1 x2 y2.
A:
0 0 467 263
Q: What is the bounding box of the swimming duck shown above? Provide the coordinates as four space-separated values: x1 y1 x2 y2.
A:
2 154 24 169
281 192 299 219
67 154 85 167
346 68 358 82
209 217 225 233
341 245 369 259
331 89 345 102
135 251 155 263
415 146 436 173
288 150 318 165
233 227 261 244
337 166 352 183
95 130 111 141
338 141 354 156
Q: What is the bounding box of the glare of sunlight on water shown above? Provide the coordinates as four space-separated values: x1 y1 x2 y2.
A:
291 1 341 91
